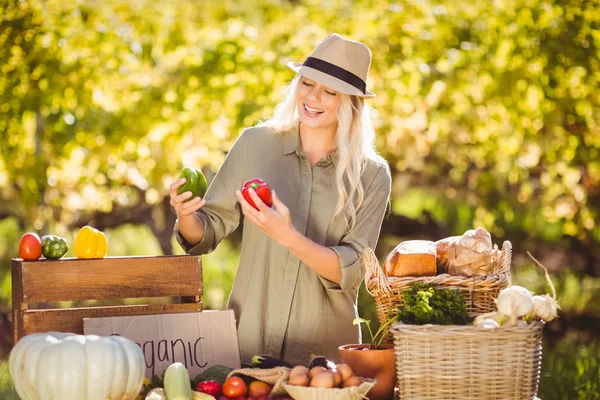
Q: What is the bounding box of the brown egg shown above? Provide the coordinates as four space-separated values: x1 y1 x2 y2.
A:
342 375 361 388
310 370 335 388
331 370 343 387
308 366 327 379
336 363 354 381
288 373 310 387
289 365 310 378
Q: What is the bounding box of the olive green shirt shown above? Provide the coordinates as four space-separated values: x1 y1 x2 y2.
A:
175 125 391 366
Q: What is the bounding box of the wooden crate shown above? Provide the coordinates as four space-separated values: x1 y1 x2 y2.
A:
12 255 203 344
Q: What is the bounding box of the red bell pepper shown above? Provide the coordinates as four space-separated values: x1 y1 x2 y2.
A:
241 178 273 210
196 380 221 397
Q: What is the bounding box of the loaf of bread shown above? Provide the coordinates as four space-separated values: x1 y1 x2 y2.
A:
383 240 437 277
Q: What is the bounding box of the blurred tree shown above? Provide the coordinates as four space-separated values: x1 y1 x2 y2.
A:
1 3 599 396
374 0 600 257
0 0 599 269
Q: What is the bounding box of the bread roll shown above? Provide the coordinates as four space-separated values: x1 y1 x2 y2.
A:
434 228 499 276
383 240 437 277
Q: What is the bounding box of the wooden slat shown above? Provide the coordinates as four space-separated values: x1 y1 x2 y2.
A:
14 255 203 303
12 261 24 346
21 303 203 337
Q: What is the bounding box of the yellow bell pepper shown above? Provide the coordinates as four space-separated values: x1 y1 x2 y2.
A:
74 226 107 258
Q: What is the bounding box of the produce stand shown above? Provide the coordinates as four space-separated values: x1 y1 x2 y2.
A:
9 252 546 400
11 255 203 345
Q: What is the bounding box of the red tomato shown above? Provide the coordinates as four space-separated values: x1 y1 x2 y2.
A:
222 376 247 398
248 381 272 398
19 232 42 260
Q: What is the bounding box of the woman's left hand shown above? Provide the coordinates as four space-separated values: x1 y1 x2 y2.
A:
235 188 297 246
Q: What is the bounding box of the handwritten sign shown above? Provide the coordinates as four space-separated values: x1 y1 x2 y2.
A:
84 310 241 379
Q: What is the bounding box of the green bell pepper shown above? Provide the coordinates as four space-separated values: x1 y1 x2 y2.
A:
177 167 208 201
41 235 69 259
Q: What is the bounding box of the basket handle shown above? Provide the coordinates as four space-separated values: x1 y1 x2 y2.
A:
362 248 392 296
495 240 512 278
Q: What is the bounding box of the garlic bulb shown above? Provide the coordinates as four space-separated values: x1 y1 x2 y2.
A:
495 286 534 325
474 311 508 326
526 251 561 323
479 319 500 329
532 294 560 322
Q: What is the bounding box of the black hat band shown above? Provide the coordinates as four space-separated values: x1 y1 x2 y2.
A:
302 57 366 94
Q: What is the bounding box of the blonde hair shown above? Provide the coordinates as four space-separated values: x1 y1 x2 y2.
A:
260 76 386 232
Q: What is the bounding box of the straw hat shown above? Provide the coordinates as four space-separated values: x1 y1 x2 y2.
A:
287 33 375 98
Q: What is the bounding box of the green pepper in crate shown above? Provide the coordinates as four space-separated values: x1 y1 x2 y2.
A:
41 235 69 259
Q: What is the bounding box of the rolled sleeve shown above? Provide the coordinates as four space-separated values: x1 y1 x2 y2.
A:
321 164 392 291
174 213 217 255
321 245 364 291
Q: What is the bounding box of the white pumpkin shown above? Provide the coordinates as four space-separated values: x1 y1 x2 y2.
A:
9 332 146 400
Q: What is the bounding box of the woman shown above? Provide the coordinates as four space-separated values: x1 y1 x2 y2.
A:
170 33 391 366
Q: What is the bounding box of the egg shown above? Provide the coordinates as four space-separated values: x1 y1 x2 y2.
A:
309 370 335 388
342 375 361 388
288 373 310 387
289 365 309 378
336 363 354 381
308 366 327 379
331 369 343 387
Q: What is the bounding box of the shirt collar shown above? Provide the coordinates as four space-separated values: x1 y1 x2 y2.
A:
283 123 340 167
322 149 340 167
283 124 299 155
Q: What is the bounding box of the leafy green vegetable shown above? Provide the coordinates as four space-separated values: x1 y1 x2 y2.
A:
397 283 471 325
191 365 234 387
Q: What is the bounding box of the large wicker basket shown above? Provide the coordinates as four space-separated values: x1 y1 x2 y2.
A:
364 240 512 332
391 321 544 399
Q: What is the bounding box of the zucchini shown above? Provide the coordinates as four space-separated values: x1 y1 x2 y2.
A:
144 386 214 400
145 387 214 400
164 362 193 400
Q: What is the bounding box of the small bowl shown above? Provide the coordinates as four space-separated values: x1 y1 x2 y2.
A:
282 378 377 400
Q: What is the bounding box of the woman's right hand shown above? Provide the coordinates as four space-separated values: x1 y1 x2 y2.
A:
169 178 206 217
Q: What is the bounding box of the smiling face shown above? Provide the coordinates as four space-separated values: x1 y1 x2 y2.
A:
295 76 343 134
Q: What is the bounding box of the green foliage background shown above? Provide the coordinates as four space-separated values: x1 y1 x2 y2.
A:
1 0 599 398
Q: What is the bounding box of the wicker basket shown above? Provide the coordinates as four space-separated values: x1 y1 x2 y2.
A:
391 321 544 399
282 378 376 400
364 240 512 332
227 367 290 396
